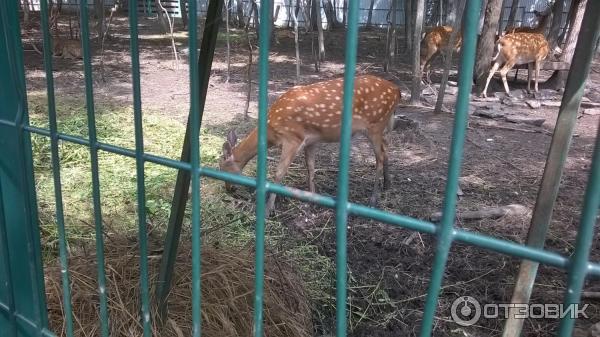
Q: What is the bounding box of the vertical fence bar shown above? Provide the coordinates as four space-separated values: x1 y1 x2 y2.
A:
558 124 600 336
335 1 359 336
0 182 18 337
78 1 109 335
557 1 600 334
156 0 222 320
1 1 49 333
188 0 203 336
419 0 481 335
38 0 75 334
253 0 271 335
127 1 152 335
503 1 600 335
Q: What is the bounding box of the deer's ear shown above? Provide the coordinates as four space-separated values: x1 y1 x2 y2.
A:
222 142 233 159
227 129 238 147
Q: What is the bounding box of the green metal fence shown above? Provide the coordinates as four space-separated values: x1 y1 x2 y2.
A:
0 0 599 336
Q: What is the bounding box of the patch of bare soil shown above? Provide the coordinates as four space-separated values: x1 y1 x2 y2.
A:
22 14 599 337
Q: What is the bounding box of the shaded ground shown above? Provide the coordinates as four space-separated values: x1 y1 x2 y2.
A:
21 13 600 337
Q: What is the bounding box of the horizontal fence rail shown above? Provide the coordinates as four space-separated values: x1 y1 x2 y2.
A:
0 0 599 337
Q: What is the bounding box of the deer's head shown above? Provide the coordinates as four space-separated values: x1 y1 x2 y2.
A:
219 129 241 192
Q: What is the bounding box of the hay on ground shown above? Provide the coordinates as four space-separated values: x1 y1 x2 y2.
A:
45 239 312 337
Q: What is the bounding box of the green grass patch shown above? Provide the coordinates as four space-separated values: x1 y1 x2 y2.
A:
29 93 335 314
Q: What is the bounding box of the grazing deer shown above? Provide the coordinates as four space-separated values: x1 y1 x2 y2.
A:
482 32 549 98
29 6 83 59
420 26 462 79
52 38 83 59
219 75 402 215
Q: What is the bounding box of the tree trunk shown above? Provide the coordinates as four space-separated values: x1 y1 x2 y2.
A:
290 0 301 81
477 0 488 33
237 0 244 28
439 0 443 25
249 0 259 36
155 0 169 33
366 0 376 28
435 0 466 113
404 0 413 52
497 0 505 30
546 0 587 89
384 0 398 72
180 0 188 29
547 0 566 50
506 0 519 28
225 0 231 82
342 0 347 26
95 0 105 39
22 0 30 25
272 4 280 44
312 0 325 60
323 0 337 30
474 0 503 93
410 0 425 105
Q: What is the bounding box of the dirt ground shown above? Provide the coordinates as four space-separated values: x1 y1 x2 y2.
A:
21 13 600 337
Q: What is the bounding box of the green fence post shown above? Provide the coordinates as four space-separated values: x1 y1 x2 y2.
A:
78 1 110 335
156 0 223 322
558 125 600 336
253 0 272 335
419 0 481 335
503 1 600 335
38 0 75 334
556 1 600 334
0 0 49 335
335 0 359 336
127 0 152 335
0 182 18 337
188 0 203 335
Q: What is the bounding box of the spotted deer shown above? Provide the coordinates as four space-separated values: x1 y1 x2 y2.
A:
420 26 462 78
219 75 402 215
47 6 82 59
482 32 549 98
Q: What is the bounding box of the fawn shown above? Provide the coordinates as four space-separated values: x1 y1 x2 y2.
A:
219 75 402 216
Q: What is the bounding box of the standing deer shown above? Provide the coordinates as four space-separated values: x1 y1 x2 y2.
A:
502 6 553 82
420 26 462 79
219 75 402 215
481 32 549 98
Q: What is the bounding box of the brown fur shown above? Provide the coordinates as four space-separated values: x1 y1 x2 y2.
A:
420 26 462 74
52 38 82 59
482 32 549 97
219 75 402 215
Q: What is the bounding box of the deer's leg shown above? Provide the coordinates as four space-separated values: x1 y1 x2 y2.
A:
266 139 302 216
527 63 533 94
499 61 515 96
367 133 386 206
382 137 391 190
534 60 541 92
304 144 317 193
482 62 501 98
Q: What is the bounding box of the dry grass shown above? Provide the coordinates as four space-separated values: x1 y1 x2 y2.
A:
45 237 313 337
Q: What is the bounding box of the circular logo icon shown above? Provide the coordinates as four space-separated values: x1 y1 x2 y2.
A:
451 296 481 326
